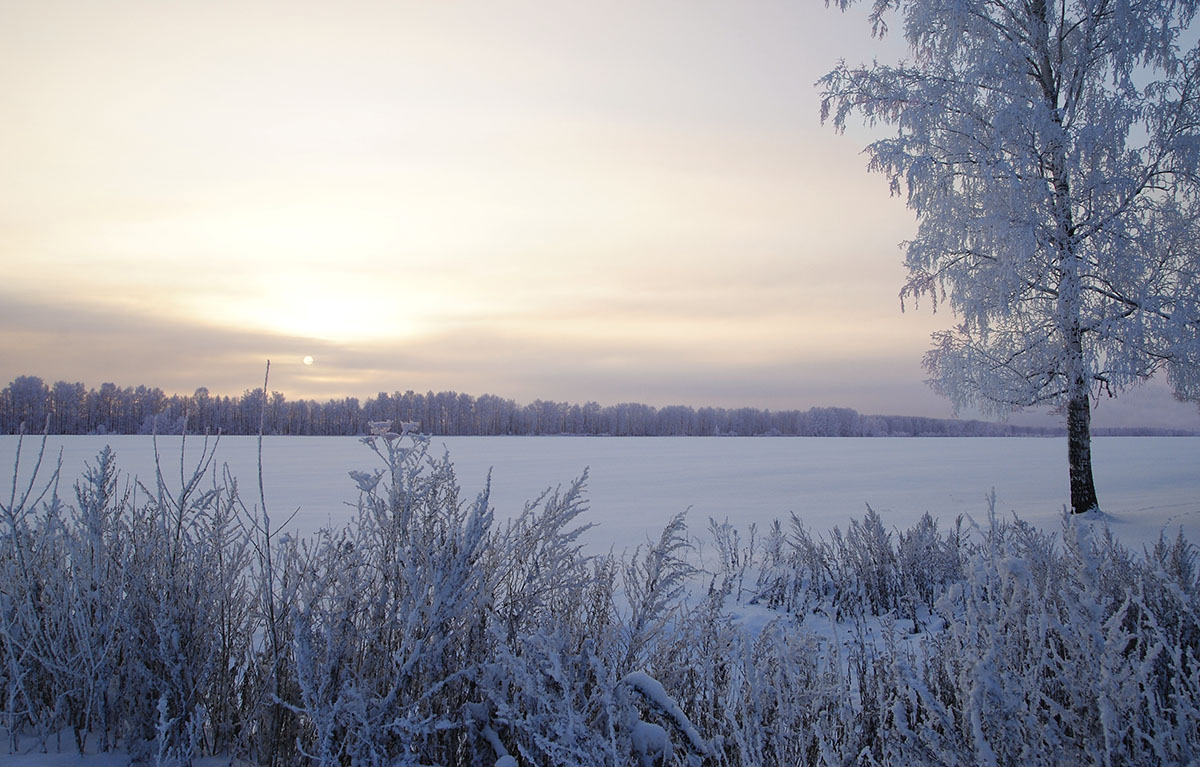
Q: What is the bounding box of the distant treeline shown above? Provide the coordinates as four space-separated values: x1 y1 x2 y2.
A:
1 375 1192 438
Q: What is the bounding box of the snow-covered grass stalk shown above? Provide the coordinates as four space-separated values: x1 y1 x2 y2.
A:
238 362 304 767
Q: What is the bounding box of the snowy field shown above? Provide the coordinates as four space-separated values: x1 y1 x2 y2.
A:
3 434 1197 553
2 434 1199 766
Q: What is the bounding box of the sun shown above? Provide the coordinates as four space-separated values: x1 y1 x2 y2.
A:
302 355 314 366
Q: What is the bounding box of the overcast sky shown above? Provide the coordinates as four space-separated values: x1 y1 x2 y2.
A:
2 0 1198 429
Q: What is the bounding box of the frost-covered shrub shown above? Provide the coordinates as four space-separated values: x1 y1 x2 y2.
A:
652 588 844 767
897 512 964 627
830 505 902 617
622 511 696 674
728 617 835 765
0 438 142 755
0 435 73 752
287 432 495 766
121 435 253 766
706 518 757 603
882 513 1200 766
753 514 834 615
479 474 626 765
0 432 257 766
490 472 595 644
482 622 625 765
56 446 132 753
755 507 964 624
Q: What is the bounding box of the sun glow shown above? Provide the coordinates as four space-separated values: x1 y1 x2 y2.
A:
227 288 422 343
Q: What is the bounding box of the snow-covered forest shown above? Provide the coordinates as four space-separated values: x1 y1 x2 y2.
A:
1 429 1197 765
3 375 1170 438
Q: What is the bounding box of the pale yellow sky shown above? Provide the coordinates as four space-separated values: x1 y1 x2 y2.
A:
2 0 1195 427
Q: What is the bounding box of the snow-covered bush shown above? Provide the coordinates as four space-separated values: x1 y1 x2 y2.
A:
0 433 73 752
829 505 902 617
754 514 834 615
867 511 1200 766
286 432 495 765
754 506 964 625
56 446 131 753
896 511 964 629
121 435 253 766
0 432 267 765
706 518 757 603
479 473 627 765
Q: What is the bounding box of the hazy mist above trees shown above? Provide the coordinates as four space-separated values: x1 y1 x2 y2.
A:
4 374 1190 438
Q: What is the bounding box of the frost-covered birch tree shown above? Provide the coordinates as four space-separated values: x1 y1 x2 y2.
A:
821 0 1200 512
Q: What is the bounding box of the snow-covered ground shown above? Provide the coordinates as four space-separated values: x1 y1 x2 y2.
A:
1 434 1197 765
3 434 1196 553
